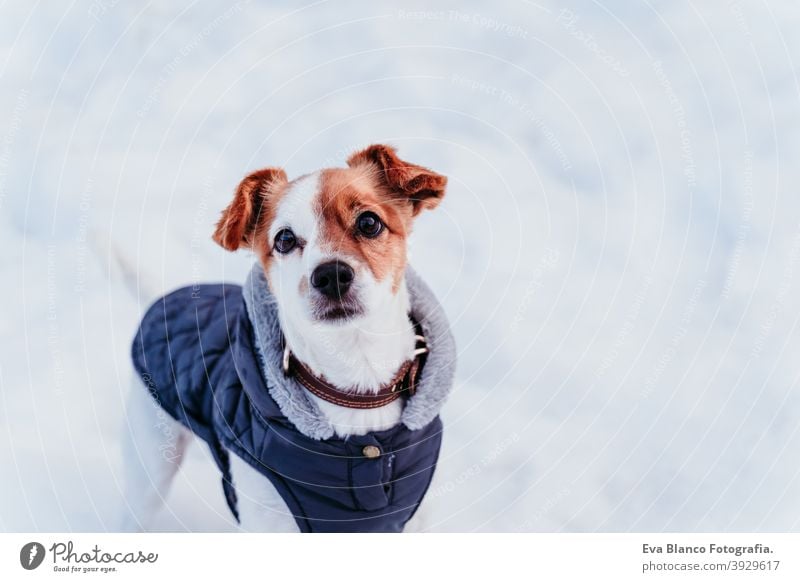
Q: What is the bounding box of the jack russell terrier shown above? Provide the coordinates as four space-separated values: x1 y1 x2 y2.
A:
123 144 457 532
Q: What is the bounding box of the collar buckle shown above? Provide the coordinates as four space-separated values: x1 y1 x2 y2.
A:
282 345 291 376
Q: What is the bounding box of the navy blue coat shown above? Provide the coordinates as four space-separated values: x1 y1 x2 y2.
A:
131 284 443 532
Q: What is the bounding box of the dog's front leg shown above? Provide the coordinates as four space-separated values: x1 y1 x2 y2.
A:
118 374 191 531
229 455 300 532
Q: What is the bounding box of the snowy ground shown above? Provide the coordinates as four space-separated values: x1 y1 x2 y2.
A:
2 1 800 532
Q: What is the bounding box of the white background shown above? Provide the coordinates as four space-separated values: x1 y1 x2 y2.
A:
2 1 800 532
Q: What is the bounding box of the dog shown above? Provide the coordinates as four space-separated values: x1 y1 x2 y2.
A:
122 144 457 532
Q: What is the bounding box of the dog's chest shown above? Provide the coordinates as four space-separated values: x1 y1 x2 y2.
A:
308 394 405 437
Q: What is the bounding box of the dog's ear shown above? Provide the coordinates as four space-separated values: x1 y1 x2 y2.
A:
347 144 447 215
212 167 288 251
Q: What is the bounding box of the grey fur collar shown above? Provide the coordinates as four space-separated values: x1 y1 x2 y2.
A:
242 262 457 440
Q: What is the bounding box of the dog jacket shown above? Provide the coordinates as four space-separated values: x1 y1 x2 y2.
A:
131 264 456 532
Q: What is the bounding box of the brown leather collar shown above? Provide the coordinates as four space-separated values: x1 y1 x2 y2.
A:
282 319 428 409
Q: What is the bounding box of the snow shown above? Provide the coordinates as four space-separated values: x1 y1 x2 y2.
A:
2 0 800 532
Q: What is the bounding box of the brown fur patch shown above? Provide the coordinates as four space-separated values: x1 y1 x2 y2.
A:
346 144 447 215
317 166 413 289
212 167 288 253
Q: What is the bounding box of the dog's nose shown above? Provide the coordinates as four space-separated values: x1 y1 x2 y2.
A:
310 261 354 299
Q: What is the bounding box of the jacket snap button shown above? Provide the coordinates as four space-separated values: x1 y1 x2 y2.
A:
362 445 381 459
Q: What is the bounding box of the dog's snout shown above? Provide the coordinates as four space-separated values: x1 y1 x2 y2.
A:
310 261 354 299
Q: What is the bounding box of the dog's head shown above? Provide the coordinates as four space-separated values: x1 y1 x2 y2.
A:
212 144 447 326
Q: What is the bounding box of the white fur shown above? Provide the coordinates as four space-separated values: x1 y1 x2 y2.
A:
119 375 192 531
268 172 417 437
229 455 299 532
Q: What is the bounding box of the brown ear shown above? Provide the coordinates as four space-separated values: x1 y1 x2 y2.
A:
347 144 447 215
212 167 288 251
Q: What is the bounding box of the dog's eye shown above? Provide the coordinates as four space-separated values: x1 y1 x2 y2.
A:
356 211 383 238
274 228 297 253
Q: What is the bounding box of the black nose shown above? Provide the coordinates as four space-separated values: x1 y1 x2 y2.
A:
310 261 354 299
